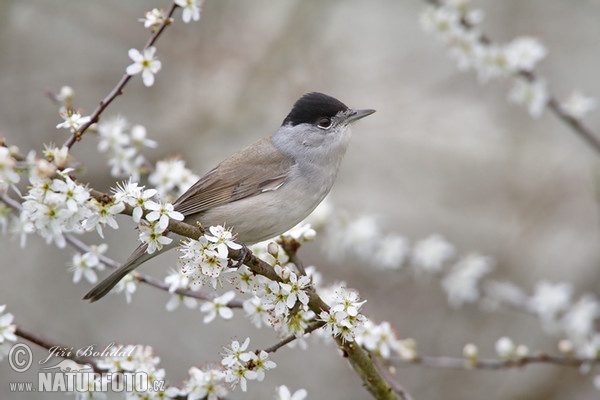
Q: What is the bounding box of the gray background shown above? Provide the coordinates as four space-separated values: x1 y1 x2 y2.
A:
1 0 600 399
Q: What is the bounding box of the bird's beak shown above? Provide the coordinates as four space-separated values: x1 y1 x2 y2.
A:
346 108 376 124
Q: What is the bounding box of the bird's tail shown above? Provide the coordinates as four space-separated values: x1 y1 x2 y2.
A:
83 242 169 302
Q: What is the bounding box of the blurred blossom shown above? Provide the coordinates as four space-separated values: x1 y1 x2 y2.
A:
175 0 202 23
561 295 600 344
474 45 510 84
200 291 235 323
139 8 169 31
114 273 137 303
275 385 307 400
441 253 494 307
561 91 597 119
357 320 402 359
0 147 20 192
149 158 200 199
528 281 572 325
373 234 409 270
447 29 483 71
508 77 549 118
505 37 547 72
173 367 228 400
97 117 155 180
342 215 380 257
0 305 17 344
411 234 455 273
495 336 515 358
69 250 105 284
482 280 527 310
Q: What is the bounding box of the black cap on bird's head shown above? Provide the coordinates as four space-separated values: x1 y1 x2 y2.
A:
282 92 349 127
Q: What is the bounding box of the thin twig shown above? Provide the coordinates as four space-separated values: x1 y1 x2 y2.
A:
62 3 179 149
0 192 242 307
15 325 102 370
263 321 326 354
390 354 600 370
425 0 600 154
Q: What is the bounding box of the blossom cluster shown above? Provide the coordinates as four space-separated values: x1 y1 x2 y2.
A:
420 0 596 119
322 212 495 309
112 179 183 254
0 305 17 360
96 344 170 399
221 338 276 392
20 169 123 248
319 287 367 342
97 116 157 182
0 146 21 193
357 320 415 360
148 158 199 200
69 243 108 284
168 337 276 397
178 225 240 290
482 279 600 363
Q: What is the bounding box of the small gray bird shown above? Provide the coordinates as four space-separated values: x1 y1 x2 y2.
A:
84 92 375 302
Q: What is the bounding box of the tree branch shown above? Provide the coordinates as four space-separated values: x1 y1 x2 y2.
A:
62 3 179 149
390 353 600 370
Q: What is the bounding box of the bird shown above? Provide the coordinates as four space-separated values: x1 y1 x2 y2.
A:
84 92 375 302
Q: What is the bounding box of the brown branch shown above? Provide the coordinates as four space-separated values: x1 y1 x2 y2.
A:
1 191 242 307
15 325 102 370
62 3 179 149
425 0 600 155
373 356 415 400
390 353 600 370
263 320 326 354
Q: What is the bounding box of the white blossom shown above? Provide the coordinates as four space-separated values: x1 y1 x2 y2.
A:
179 234 236 289
139 8 169 31
508 77 549 118
97 344 159 373
411 234 455 273
130 125 157 149
200 291 235 323
21 174 91 248
221 338 274 392
145 201 183 227
373 234 409 270
174 0 202 23
0 146 20 192
495 336 515 358
126 47 162 87
175 367 228 400
0 305 17 344
138 219 172 254
149 158 200 198
56 108 91 133
69 250 104 284
562 295 600 343
528 281 572 324
441 253 494 307
242 297 269 328
276 386 308 400
357 320 401 359
505 37 547 72
561 91 597 119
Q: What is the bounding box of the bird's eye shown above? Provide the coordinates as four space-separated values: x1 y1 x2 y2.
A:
317 117 332 129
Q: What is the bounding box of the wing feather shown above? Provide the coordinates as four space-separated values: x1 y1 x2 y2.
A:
173 137 294 217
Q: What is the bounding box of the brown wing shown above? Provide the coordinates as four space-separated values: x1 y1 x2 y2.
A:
173 137 294 216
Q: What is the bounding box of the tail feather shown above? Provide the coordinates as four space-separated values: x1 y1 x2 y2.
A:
83 243 158 302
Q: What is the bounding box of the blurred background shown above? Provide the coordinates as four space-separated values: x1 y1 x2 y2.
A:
1 0 600 399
